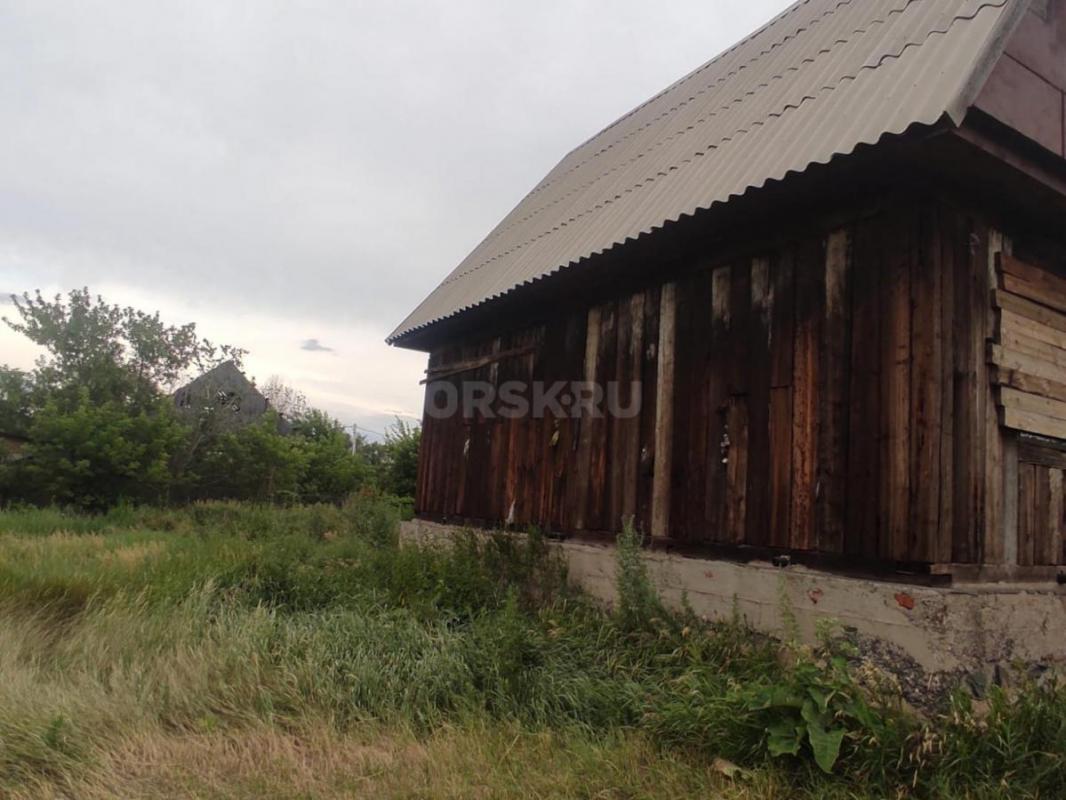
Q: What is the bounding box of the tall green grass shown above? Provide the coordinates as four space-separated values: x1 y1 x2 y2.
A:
0 502 1064 799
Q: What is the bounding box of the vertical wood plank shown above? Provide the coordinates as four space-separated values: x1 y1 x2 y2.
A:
987 230 1014 565
520 332 540 526
705 266 733 541
573 308 602 531
818 228 851 554
936 204 956 564
651 283 677 539
615 292 646 527
588 303 617 531
881 211 913 561
539 323 562 529
769 252 795 548
452 343 475 519
746 257 773 546
636 287 662 534
845 219 882 558
952 212 986 563
1052 469 1065 566
726 263 753 543
790 238 825 552
490 341 511 525
1018 462 1037 567
725 398 749 541
467 339 494 521
673 272 713 540
1036 466 1058 566
1003 435 1019 564
552 311 587 533
910 207 943 563
528 326 554 533
608 297 633 531
504 337 525 525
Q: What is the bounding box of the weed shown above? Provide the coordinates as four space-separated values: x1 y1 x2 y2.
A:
613 518 665 635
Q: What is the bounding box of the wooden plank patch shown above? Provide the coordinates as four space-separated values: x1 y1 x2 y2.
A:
999 387 1066 423
1002 408 1066 440
1001 273 1066 316
993 289 1066 335
991 257 1066 448
1000 309 1066 351
999 329 1066 368
992 366 1066 405
998 251 1066 319
990 345 1066 385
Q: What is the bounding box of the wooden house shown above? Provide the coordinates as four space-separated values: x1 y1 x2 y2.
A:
391 0 1066 584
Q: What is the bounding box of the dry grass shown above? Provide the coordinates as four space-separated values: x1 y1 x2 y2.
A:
13 721 790 800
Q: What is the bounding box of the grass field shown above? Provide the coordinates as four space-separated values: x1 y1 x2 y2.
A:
0 499 1064 799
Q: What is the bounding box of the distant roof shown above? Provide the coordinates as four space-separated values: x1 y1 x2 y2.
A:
390 0 1031 345
175 361 252 395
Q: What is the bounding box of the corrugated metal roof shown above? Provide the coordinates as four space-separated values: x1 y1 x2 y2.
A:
390 0 1030 345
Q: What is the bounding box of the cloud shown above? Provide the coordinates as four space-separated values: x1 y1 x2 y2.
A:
301 338 334 353
0 0 791 419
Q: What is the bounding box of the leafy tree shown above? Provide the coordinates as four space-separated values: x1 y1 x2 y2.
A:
190 413 308 503
292 409 366 503
4 289 244 409
377 419 421 499
6 391 185 509
0 367 34 435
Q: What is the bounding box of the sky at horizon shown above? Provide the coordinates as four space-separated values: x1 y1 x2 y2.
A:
1 0 793 438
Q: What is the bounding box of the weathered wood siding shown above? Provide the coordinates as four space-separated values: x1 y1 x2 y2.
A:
415 199 1065 567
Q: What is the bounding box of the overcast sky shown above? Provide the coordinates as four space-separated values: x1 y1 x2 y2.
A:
0 0 791 438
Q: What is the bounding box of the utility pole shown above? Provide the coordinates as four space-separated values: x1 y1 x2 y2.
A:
351 423 359 454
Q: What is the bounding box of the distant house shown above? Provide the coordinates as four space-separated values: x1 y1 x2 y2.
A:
174 362 291 433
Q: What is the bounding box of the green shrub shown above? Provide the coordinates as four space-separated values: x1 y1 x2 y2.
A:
613 518 667 636
343 490 402 548
8 393 185 510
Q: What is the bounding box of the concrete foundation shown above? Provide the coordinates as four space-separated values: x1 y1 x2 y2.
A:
402 519 1066 697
